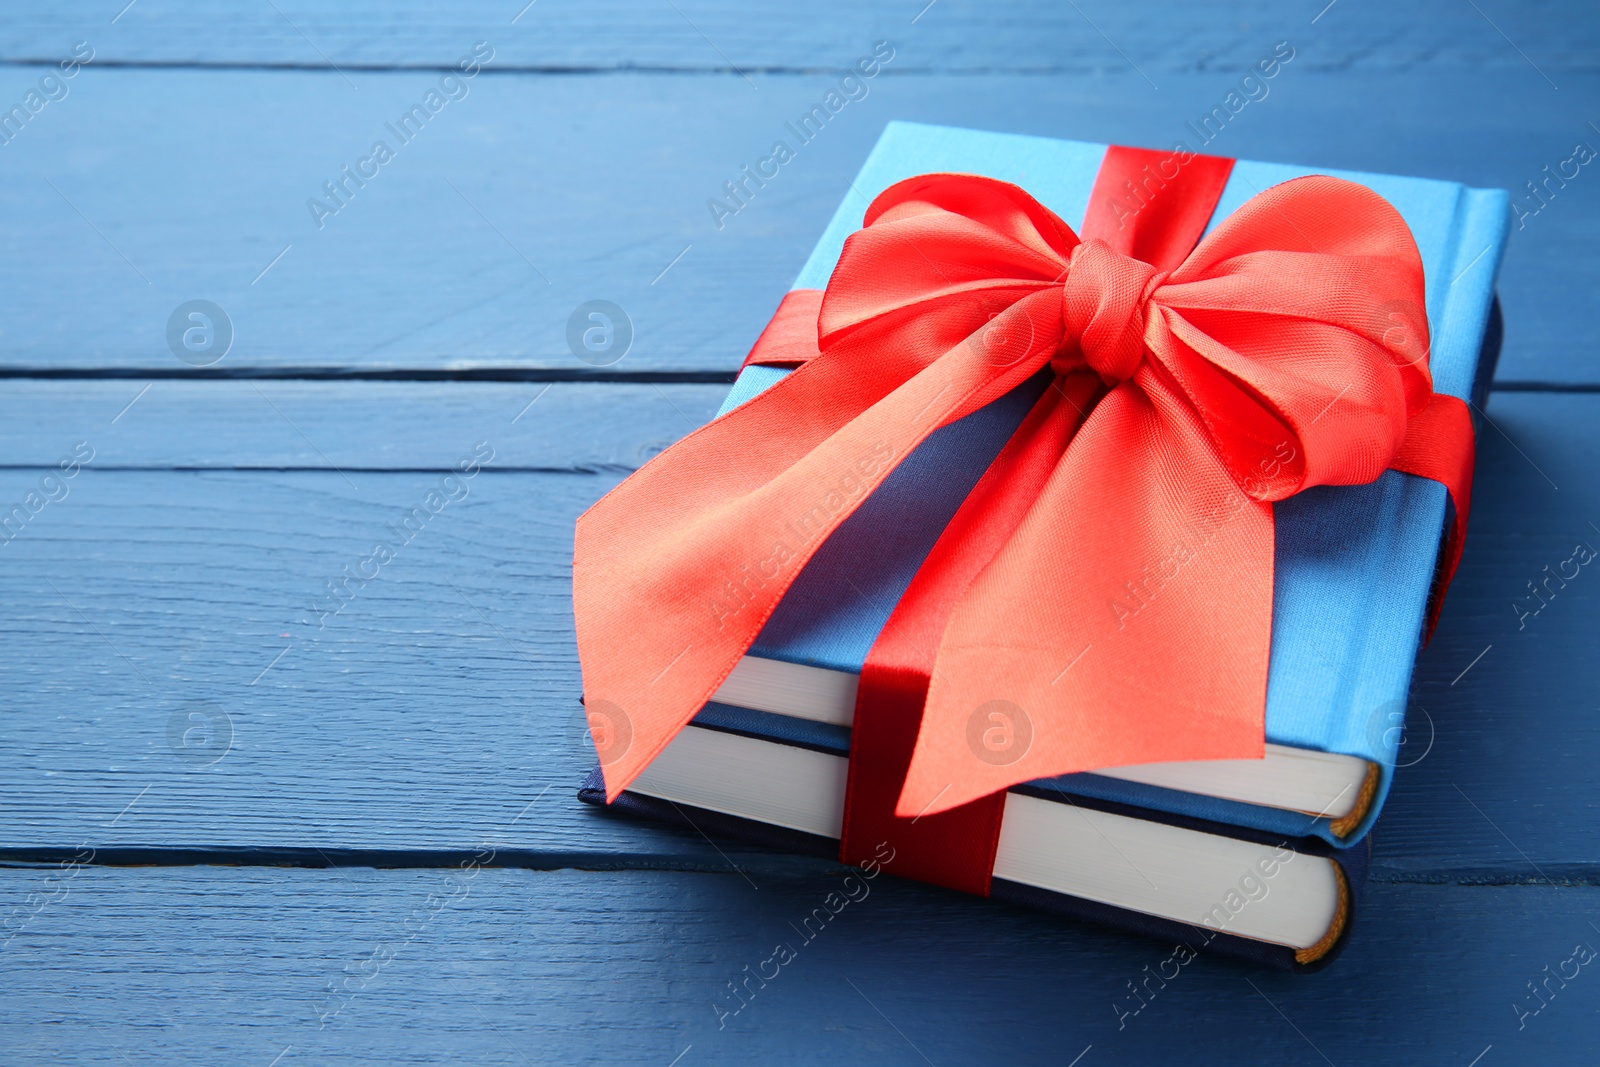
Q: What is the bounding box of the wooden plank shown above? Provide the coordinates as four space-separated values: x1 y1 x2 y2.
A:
1372 390 1600 879
1 0 1593 73
0 380 727 470
0 465 726 862
0 865 1595 1064
0 64 1592 380
0 390 1593 878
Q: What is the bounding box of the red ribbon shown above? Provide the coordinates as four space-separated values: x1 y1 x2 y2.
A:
837 147 1237 891
573 146 1474 887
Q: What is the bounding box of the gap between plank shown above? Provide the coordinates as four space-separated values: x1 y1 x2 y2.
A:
0 846 1597 884
0 368 1590 393
0 58 1102 77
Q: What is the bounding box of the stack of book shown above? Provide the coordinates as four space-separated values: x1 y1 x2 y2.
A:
581 122 1509 969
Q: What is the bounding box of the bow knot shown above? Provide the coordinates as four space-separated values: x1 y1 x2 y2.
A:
573 168 1473 823
1058 238 1165 385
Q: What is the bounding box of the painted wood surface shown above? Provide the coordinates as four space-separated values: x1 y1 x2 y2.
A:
2 866 1596 1065
0 390 1591 882
2 1 1597 1062
1376 393 1600 880
1 0 1594 72
0 67 1589 379
0 380 728 470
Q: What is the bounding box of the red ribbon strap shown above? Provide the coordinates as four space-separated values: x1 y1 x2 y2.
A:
838 147 1235 891
572 149 1474 831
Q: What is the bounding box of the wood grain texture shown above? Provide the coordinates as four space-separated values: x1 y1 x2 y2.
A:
0 380 727 471
0 465 699 860
1372 391 1600 880
0 64 1591 380
1 865 1596 1065
0 1 1593 1060
0 391 1592 879
1 0 1594 73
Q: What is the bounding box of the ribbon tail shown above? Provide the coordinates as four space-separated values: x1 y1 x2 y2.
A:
899 377 1275 817
575 296 1058 802
1389 392 1475 640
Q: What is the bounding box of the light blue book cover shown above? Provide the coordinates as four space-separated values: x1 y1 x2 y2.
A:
699 122 1510 847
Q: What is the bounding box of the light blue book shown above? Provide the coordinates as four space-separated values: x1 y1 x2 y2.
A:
665 122 1510 848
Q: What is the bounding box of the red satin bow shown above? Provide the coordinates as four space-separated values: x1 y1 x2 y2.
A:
573 169 1472 817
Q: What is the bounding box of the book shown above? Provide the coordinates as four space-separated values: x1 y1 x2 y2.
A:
581 122 1507 967
710 653 1376 834
584 722 1370 969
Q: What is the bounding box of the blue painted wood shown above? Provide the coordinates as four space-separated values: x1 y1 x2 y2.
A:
0 1 1596 1060
1 0 1593 73
0 65 1588 379
1 866 1596 1064
0 381 727 470
0 466 706 860
1369 391 1600 880
0 391 1592 881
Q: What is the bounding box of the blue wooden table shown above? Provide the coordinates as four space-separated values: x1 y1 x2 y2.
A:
1 2 1597 1063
